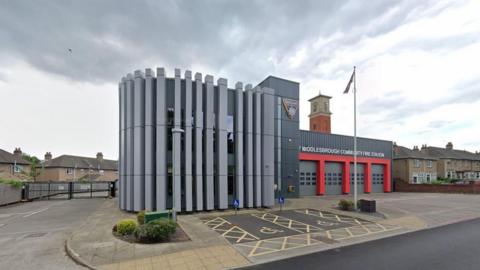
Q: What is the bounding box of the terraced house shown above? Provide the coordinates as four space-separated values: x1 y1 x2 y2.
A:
36 152 118 182
0 148 31 179
393 144 438 183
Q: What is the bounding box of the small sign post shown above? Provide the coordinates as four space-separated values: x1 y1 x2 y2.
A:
278 196 285 212
233 199 239 215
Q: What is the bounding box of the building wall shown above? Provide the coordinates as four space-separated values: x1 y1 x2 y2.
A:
393 159 408 182
36 167 117 182
309 115 331 133
440 159 480 180
0 163 31 179
119 68 278 212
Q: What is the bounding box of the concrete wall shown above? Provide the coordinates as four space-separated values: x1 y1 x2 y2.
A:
0 183 22 205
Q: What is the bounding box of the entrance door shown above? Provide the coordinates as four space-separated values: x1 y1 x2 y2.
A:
325 162 343 195
350 163 365 194
299 161 317 196
372 164 385 193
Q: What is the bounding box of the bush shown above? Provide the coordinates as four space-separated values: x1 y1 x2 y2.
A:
134 218 176 243
112 224 117 232
0 178 23 189
137 210 145 225
117 219 137 235
338 199 354 211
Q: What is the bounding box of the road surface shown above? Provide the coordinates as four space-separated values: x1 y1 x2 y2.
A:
244 217 480 270
0 199 105 270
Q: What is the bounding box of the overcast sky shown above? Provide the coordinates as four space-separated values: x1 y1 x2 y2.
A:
1 0 479 160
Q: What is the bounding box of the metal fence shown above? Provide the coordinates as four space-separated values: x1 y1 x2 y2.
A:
24 181 116 200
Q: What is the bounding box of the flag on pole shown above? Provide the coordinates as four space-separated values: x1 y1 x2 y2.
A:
343 69 355 94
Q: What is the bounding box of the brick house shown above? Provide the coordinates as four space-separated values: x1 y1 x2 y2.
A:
36 152 118 182
421 142 480 180
0 148 31 180
393 144 438 183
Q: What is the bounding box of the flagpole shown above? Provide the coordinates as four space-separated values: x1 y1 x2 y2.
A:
353 66 357 211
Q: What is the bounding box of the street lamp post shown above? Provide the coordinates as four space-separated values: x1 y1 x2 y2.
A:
171 128 184 222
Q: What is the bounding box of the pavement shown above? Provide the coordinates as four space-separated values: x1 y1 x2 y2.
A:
4 192 480 270
242 216 480 270
0 198 105 270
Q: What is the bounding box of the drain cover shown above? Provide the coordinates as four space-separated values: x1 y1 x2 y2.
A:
24 232 47 238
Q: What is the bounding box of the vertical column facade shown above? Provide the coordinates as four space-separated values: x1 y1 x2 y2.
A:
244 85 254 208
235 82 244 208
204 75 215 210
216 78 228 209
261 87 275 207
343 161 350 194
173 69 182 212
365 162 372 193
155 68 167 211
133 70 145 212
119 79 126 209
253 87 263 207
144 69 156 211
184 70 193 212
125 74 134 211
194 73 203 211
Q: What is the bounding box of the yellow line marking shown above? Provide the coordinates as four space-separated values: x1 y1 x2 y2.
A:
326 230 332 239
221 226 237 236
281 237 288 250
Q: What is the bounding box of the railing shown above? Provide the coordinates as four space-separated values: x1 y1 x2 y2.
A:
24 181 116 200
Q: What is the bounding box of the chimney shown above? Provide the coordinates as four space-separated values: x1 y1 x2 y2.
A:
421 144 427 150
96 152 103 162
45 152 52 161
413 145 419 151
446 142 453 150
13 147 22 159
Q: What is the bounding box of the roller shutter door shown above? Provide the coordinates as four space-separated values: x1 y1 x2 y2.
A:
372 164 385 193
350 163 365 194
325 162 343 195
299 161 317 196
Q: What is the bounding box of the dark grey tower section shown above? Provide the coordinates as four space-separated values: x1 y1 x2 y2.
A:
258 77 300 199
194 73 203 211
244 84 254 208
125 74 134 211
144 69 156 211
204 75 215 210
262 87 275 206
216 78 228 209
133 70 145 212
235 82 244 208
253 87 263 207
173 69 182 212
155 68 167 211
184 70 193 212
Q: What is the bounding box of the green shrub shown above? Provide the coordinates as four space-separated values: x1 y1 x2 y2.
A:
338 199 354 211
137 210 145 225
134 218 176 243
0 178 23 189
116 219 137 235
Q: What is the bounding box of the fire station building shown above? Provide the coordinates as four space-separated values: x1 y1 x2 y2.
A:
118 68 392 212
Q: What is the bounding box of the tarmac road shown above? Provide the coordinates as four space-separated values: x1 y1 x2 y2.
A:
244 217 480 270
0 199 105 270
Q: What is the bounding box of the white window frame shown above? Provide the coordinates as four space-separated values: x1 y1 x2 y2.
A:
13 165 23 173
66 168 74 175
412 174 418 184
99 170 104 175
426 174 431 183
414 159 420 168
427 160 432 168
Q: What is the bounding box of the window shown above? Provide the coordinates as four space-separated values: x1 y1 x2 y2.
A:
67 168 74 175
412 174 418 184
227 115 234 154
426 174 431 183
414 159 420 167
324 102 329 112
99 170 104 175
427 160 432 168
313 102 317 112
13 165 23 173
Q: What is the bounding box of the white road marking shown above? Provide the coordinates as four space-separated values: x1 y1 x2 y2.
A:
23 208 49 218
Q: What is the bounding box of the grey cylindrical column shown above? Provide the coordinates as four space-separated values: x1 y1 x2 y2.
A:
173 69 182 212
184 70 193 212
194 73 203 211
235 82 244 208
244 84 254 208
204 75 214 210
216 78 228 209
125 73 134 211
156 68 167 211
133 70 145 212
118 80 124 209
253 87 262 207
144 68 156 211
262 87 275 207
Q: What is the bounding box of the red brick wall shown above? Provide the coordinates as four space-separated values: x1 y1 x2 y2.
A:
310 115 331 133
395 180 480 194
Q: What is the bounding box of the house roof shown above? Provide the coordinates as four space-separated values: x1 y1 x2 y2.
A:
40 155 118 170
423 146 480 161
0 149 30 165
393 146 437 160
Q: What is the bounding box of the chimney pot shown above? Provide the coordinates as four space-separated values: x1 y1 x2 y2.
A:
45 152 52 161
96 152 103 161
13 147 22 158
446 142 453 150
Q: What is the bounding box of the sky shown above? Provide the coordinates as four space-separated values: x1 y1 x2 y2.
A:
1 0 479 160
